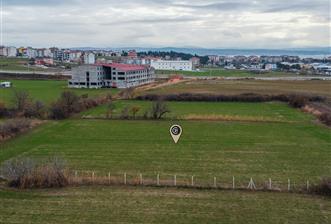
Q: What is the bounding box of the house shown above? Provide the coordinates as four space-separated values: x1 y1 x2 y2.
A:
68 63 155 89
83 52 96 64
151 60 193 71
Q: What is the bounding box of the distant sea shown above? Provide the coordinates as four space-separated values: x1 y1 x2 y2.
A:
72 47 331 58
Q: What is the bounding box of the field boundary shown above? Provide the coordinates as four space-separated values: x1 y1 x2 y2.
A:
68 170 321 195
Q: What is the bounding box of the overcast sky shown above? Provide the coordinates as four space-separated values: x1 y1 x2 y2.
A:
1 0 330 48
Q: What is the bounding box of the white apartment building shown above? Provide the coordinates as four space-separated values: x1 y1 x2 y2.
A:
69 63 155 89
151 60 193 71
83 52 96 64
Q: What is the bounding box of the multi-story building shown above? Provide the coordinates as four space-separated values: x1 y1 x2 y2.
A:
83 52 96 64
150 60 193 71
68 63 155 89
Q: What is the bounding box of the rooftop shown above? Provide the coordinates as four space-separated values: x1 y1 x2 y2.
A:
96 63 147 72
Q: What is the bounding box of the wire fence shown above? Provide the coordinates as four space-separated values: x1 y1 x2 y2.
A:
68 170 318 194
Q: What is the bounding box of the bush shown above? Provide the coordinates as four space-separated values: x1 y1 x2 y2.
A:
0 157 68 189
136 93 322 104
310 178 331 196
24 100 46 119
319 113 331 126
0 119 32 139
49 91 81 119
288 95 308 108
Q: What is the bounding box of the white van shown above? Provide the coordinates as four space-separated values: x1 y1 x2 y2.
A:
0 82 12 88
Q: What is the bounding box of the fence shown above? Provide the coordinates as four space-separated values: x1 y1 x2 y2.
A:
68 170 317 193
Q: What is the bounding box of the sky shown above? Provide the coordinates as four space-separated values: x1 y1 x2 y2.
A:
1 0 330 49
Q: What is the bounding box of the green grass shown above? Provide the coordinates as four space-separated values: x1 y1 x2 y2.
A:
0 186 330 224
156 69 298 77
0 57 46 72
81 100 313 122
0 80 119 105
1 119 330 182
146 79 331 99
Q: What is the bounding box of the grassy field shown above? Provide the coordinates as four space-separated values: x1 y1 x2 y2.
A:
1 119 330 182
0 80 119 105
145 79 331 99
0 57 47 72
81 100 313 122
0 186 330 224
156 69 298 77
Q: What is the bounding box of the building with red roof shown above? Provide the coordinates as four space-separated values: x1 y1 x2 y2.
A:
69 63 155 89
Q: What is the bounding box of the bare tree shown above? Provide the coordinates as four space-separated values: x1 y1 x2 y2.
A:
120 87 135 99
12 90 31 112
150 100 170 119
106 101 116 119
120 106 130 119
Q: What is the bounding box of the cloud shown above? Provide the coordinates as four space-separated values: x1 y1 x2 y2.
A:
1 0 330 48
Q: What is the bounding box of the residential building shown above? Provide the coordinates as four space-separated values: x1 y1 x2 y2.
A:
151 60 193 71
83 52 96 64
68 63 155 89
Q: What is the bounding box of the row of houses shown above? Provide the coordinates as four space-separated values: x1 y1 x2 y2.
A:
0 46 96 64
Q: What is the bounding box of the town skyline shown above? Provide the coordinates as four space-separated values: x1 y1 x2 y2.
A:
1 0 330 49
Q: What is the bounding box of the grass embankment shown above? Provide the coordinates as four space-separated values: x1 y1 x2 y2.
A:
156 69 297 77
0 186 330 224
81 100 312 123
0 80 119 105
1 119 330 182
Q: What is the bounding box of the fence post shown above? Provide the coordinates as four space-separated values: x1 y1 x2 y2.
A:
75 170 78 178
232 176 235 189
157 174 160 186
214 177 217 188
108 172 111 185
191 176 194 186
306 180 309 192
269 178 272 190
139 173 143 185
174 175 177 186
92 171 95 184
288 179 291 191
124 173 127 185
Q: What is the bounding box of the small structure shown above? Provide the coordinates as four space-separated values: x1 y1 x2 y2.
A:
0 82 12 88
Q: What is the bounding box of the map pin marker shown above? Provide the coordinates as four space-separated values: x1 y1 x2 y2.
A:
170 125 182 144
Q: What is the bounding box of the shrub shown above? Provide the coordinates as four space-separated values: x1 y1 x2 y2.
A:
319 113 331 126
0 119 32 139
1 157 68 189
49 91 81 119
310 178 331 196
288 95 308 108
24 100 46 119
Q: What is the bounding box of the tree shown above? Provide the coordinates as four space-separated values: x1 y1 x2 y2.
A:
150 100 170 119
120 106 130 119
106 101 116 119
130 106 140 119
120 87 135 100
12 90 31 112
